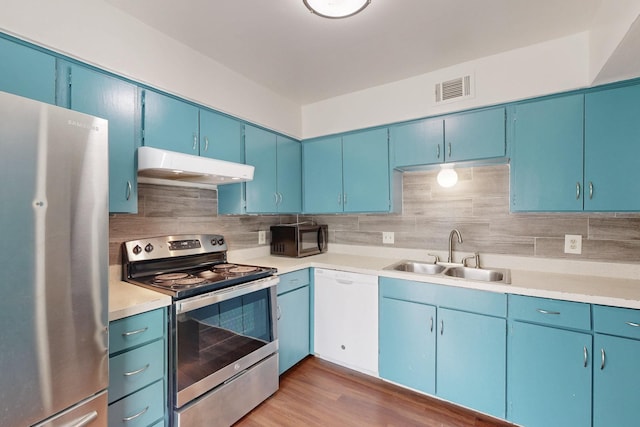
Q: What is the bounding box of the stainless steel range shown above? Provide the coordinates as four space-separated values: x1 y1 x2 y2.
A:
123 234 279 427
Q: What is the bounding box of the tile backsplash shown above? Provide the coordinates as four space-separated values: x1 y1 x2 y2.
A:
109 166 640 265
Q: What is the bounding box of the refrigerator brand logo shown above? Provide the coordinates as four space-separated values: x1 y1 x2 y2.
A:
67 119 100 132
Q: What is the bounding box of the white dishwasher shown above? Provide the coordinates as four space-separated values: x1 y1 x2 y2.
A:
313 268 378 375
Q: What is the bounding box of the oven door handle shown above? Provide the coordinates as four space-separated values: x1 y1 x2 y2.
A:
176 275 280 314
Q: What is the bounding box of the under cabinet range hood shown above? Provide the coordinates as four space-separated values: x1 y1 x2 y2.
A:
137 146 254 187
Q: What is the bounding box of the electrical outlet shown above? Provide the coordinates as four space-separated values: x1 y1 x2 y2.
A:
564 234 582 254
382 232 394 244
258 230 266 245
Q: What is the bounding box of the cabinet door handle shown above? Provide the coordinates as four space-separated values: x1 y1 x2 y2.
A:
440 320 444 335
192 133 198 151
448 142 452 158
123 363 150 377
277 305 281 320
625 321 640 327
536 308 561 315
583 346 588 368
204 136 209 152
576 182 581 200
429 316 433 333
343 193 347 205
126 181 132 201
589 181 593 200
122 326 148 337
122 406 149 422
274 193 279 205
436 145 440 159
338 193 342 205
600 348 606 370
277 192 283 205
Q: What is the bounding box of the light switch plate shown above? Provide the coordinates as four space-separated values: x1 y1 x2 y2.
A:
382 232 394 244
564 234 582 254
258 230 266 245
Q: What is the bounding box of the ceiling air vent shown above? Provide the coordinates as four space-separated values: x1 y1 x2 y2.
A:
435 74 474 104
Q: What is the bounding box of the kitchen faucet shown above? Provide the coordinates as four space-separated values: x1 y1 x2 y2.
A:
448 229 463 263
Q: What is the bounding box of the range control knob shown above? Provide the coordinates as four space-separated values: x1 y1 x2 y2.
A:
217 238 224 245
132 245 142 255
211 239 218 246
145 244 154 253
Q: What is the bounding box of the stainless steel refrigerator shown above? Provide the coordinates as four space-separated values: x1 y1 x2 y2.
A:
0 90 109 426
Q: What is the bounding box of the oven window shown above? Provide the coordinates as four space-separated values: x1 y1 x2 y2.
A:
300 230 319 251
175 288 274 392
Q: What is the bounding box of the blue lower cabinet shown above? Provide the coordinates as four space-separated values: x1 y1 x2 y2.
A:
277 270 311 374
507 321 592 427
108 379 165 427
379 297 436 394
436 308 506 418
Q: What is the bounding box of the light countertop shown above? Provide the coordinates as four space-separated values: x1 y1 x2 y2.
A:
109 246 640 322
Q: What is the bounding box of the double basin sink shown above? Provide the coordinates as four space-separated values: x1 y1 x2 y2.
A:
384 260 511 284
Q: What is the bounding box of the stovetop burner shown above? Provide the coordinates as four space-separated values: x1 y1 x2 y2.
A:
122 234 277 299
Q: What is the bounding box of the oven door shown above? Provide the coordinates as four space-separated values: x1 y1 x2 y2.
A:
172 276 279 408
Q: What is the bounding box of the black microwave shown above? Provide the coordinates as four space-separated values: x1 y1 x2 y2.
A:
270 224 328 257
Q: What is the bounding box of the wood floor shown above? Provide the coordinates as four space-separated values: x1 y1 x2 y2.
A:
235 356 516 427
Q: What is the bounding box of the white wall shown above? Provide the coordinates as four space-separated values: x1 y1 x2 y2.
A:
301 33 591 139
0 0 302 138
589 0 640 84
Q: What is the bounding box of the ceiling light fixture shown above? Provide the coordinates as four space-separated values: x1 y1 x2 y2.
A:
303 0 371 19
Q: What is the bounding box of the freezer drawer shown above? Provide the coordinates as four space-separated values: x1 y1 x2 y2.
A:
33 391 107 427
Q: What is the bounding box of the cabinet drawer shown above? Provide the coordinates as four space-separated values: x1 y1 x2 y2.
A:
108 379 164 427
379 277 440 304
593 305 640 339
110 309 164 354
509 295 591 330
277 269 310 295
109 339 165 403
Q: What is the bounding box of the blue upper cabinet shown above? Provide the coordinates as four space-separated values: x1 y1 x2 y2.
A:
0 37 56 104
276 135 302 213
391 118 444 168
244 125 301 214
444 107 506 162
303 136 345 213
303 128 390 214
202 110 246 215
342 128 390 212
511 94 584 212
391 107 505 170
585 83 640 211
143 90 199 154
65 64 139 213
245 125 278 213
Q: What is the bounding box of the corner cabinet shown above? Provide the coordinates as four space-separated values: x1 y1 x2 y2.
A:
245 125 301 214
0 36 56 104
303 128 390 213
108 308 167 427
379 277 507 418
63 63 140 213
391 107 506 169
507 295 592 427
276 269 310 374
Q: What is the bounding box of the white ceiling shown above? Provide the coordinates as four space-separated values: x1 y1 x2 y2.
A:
105 0 602 105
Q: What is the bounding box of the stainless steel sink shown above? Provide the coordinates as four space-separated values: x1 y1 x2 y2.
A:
442 266 511 283
384 260 446 275
384 260 511 283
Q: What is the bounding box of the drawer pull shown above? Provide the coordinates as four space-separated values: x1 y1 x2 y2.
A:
625 321 640 328
601 348 606 370
536 309 561 315
123 364 150 377
122 327 149 337
122 406 149 422
69 411 98 427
